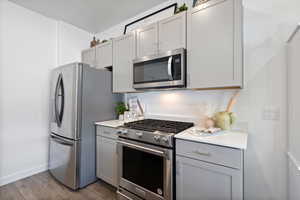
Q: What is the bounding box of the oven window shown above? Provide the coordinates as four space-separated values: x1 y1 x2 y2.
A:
123 146 164 196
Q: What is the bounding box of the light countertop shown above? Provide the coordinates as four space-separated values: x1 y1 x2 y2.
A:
95 117 145 128
95 120 124 128
175 127 248 150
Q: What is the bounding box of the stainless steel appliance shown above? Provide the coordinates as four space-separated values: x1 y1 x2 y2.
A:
116 119 193 200
49 63 120 190
133 48 186 89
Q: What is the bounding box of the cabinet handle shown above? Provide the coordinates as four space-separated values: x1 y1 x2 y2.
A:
193 150 211 157
103 131 111 135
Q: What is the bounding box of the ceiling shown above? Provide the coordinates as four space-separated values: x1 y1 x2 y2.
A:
9 0 167 33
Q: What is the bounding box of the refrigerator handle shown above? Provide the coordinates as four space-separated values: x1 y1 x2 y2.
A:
54 73 65 127
50 134 74 146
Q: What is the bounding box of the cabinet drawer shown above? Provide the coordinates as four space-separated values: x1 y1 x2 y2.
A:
176 139 242 169
96 126 118 140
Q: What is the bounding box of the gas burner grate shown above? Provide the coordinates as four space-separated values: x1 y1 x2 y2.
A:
123 119 194 133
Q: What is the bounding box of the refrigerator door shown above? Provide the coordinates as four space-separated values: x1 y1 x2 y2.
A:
49 133 79 190
50 63 82 140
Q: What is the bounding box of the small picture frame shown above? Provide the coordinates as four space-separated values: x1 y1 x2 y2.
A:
193 0 210 7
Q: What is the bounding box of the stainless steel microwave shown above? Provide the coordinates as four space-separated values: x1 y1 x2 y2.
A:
133 48 186 89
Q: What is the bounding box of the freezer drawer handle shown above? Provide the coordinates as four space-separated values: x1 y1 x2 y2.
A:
51 135 73 146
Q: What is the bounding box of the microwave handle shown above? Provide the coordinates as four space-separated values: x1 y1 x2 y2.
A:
167 56 173 80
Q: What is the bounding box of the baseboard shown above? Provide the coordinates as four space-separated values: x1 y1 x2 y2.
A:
0 164 48 187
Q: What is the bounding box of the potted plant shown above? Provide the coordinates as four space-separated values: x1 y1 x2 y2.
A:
175 3 188 14
115 102 128 120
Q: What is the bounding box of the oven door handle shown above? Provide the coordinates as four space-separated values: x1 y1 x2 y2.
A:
117 141 166 157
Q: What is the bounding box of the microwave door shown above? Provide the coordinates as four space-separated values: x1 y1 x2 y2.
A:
134 57 172 84
133 48 186 89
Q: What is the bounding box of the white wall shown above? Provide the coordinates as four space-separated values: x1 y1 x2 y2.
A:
57 21 93 65
0 0 92 186
288 156 300 200
287 26 300 200
96 0 189 40
96 0 300 199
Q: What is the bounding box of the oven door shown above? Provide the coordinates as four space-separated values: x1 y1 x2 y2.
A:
117 138 173 200
133 48 186 89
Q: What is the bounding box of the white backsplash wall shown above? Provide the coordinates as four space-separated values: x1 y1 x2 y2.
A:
126 90 237 126
96 0 300 199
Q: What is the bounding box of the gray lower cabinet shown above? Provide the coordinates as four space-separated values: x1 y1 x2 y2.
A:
96 126 118 187
176 139 244 200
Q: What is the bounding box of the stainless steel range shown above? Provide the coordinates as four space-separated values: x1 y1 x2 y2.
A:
116 119 193 200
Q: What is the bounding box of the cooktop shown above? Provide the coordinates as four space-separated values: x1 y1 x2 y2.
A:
123 119 194 134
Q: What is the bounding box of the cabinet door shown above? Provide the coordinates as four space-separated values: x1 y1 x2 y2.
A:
113 33 136 93
158 11 186 53
81 48 96 67
95 41 113 69
187 0 243 89
96 136 117 187
176 156 243 200
136 23 158 57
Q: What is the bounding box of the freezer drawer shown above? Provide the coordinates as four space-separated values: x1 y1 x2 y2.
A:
49 133 79 190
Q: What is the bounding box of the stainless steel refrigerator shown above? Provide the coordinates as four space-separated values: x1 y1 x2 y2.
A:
49 63 120 190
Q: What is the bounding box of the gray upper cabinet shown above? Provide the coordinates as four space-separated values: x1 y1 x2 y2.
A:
113 33 136 93
81 47 96 67
158 11 186 53
95 40 113 69
136 12 187 58
136 23 158 58
187 0 243 89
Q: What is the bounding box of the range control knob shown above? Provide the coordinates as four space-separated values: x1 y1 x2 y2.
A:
117 129 123 135
117 129 128 136
136 132 143 137
161 137 169 143
153 135 160 141
122 129 128 135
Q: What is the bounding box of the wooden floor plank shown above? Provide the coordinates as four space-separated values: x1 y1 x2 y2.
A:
0 183 25 200
0 171 116 200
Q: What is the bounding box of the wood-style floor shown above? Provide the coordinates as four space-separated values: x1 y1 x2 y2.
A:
0 171 117 200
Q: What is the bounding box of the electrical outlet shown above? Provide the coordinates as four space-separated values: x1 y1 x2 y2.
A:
262 106 280 121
